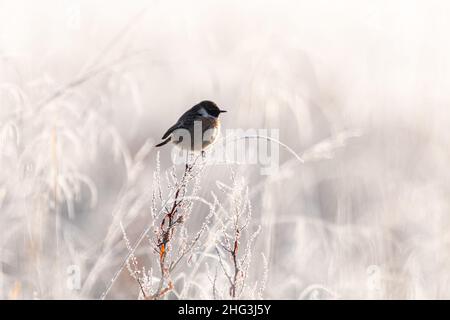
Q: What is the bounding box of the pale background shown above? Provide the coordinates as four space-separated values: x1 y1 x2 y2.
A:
1 0 450 299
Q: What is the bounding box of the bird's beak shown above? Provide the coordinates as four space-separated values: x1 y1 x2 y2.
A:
220 110 227 113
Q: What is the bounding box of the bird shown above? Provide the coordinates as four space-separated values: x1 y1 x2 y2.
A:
155 100 227 151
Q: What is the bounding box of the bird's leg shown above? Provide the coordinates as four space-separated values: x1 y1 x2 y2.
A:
184 150 192 170
201 150 206 159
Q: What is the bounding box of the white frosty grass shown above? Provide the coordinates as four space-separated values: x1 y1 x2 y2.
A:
1 0 450 299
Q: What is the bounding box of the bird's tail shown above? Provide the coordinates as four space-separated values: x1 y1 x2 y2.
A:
155 137 171 147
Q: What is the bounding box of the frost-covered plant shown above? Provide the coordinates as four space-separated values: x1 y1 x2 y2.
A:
117 153 215 299
113 152 269 300
210 172 267 299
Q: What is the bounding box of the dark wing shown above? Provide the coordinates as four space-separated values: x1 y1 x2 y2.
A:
161 104 202 139
180 103 202 119
161 123 180 139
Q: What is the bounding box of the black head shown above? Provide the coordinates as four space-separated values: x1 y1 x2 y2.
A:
198 100 227 117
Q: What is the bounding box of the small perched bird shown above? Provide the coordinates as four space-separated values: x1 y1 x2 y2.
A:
155 100 227 151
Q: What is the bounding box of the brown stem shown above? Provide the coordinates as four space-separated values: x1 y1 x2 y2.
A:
153 160 194 298
230 237 240 298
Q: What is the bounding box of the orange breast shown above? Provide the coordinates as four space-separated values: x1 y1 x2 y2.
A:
201 118 220 149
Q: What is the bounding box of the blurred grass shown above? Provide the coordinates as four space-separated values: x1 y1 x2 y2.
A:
1 0 450 299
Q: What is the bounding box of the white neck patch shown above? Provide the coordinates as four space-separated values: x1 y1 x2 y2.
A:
198 107 216 118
